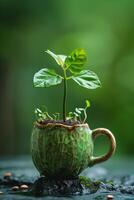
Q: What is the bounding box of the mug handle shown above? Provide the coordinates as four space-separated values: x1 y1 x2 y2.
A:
90 128 116 166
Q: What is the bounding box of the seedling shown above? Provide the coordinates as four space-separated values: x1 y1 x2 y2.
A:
33 48 101 123
31 52 116 180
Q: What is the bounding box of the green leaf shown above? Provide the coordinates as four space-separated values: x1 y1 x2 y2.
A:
33 68 62 87
65 48 87 73
46 50 67 67
35 108 42 114
78 108 85 111
85 100 90 108
74 112 79 117
72 70 101 89
75 108 81 114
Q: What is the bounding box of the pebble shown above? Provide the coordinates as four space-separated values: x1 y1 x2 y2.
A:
11 186 19 191
107 195 114 199
4 172 12 179
0 191 3 194
20 184 29 190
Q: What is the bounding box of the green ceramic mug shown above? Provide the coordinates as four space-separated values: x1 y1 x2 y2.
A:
31 122 116 179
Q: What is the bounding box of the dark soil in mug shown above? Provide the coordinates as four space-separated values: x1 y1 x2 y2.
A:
38 119 81 126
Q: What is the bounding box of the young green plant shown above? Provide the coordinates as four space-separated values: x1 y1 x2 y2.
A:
33 48 101 122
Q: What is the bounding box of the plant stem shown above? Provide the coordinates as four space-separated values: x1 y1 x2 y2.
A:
83 108 87 124
63 69 67 122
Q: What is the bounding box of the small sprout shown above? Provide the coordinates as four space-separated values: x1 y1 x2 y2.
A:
35 108 42 114
71 100 91 123
35 108 42 120
52 114 56 120
67 111 79 121
55 113 60 120
52 113 60 120
35 107 52 121
75 108 81 114
74 112 79 117
44 112 53 120
35 100 91 123
67 112 73 120
83 100 91 123
41 113 47 119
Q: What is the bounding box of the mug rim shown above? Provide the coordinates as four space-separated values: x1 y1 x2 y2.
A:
34 121 89 131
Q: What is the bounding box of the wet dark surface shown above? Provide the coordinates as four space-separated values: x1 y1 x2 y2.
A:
0 156 134 199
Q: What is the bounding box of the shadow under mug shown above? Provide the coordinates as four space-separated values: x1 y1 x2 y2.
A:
31 123 116 179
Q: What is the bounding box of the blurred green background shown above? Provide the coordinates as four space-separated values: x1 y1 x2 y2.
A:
0 0 134 156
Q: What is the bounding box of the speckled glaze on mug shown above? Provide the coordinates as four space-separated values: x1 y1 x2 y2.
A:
31 122 116 179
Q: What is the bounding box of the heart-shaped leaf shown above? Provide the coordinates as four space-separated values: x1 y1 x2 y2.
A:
65 48 87 73
72 70 101 89
33 68 62 87
46 50 67 68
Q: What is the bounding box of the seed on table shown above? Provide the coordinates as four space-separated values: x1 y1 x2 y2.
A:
107 194 114 199
20 184 29 190
11 186 19 191
4 172 12 178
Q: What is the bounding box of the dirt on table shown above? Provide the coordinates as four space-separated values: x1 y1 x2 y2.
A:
0 173 134 197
